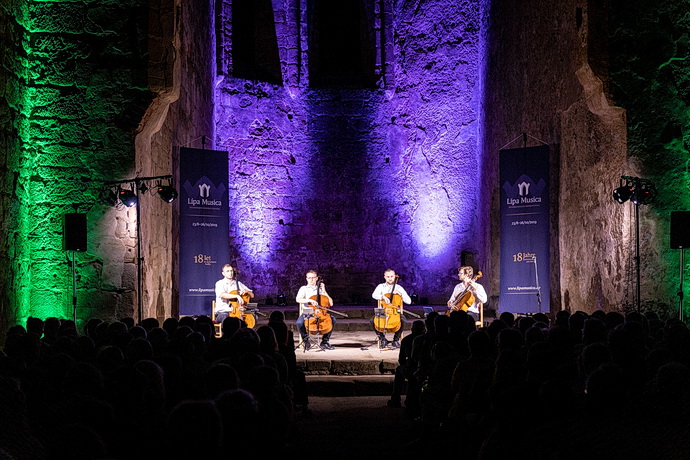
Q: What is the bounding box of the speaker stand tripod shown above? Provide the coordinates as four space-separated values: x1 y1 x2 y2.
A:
678 247 685 321
70 250 77 323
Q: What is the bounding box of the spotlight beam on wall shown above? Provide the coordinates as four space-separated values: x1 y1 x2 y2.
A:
103 174 176 323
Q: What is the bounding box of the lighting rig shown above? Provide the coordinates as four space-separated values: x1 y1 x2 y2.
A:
612 176 657 314
102 174 177 322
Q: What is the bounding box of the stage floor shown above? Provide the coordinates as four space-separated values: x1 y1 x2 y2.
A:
292 329 407 375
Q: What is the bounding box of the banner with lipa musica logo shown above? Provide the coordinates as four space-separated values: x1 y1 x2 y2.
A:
499 146 550 314
179 147 229 316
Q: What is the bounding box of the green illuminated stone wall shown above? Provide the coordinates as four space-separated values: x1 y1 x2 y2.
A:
609 0 690 316
0 0 150 333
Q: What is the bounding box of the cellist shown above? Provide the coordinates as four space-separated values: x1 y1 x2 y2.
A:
295 270 336 350
214 264 254 323
371 269 412 349
447 266 487 323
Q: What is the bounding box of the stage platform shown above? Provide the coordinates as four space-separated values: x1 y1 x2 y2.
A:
244 304 497 380
293 329 401 376
294 329 402 395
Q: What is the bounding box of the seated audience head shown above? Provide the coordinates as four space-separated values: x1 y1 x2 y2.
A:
166 400 223 457
140 317 160 332
425 311 439 333
582 317 607 345
411 319 426 335
517 315 536 335
257 325 279 353
267 320 289 346
269 310 285 322
468 329 494 358
499 311 515 327
205 363 240 398
162 317 178 336
119 317 135 329
532 312 550 327
222 316 242 337
26 316 44 336
555 310 570 328
178 316 195 329
497 327 524 352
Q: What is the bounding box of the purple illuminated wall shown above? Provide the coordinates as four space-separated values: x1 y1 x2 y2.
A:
214 0 484 305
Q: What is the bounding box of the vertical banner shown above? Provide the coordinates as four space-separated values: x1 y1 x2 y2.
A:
499 145 550 315
179 147 229 316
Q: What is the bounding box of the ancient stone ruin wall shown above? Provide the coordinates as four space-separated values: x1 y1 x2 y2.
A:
0 0 151 332
213 0 485 305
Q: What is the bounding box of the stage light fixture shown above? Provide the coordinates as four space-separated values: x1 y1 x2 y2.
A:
611 175 656 315
630 180 656 205
612 180 633 204
612 176 656 206
119 186 138 207
157 184 178 203
100 187 119 206
102 173 173 323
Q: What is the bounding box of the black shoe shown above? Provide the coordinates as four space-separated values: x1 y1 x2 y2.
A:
379 339 388 349
321 342 334 350
392 341 401 348
304 341 311 350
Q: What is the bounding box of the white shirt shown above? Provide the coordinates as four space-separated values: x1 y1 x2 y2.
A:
372 283 412 306
296 284 331 315
448 281 487 313
215 278 251 313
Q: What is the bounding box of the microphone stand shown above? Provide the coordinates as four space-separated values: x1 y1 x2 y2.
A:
532 255 542 314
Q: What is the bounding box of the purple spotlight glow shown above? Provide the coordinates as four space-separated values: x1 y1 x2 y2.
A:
411 188 454 258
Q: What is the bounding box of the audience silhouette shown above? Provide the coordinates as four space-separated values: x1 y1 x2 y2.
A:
2 309 690 459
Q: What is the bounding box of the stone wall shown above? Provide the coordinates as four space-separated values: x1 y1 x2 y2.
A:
482 0 690 317
0 1 22 332
608 0 690 316
135 0 215 322
481 0 630 315
213 0 485 305
0 0 151 332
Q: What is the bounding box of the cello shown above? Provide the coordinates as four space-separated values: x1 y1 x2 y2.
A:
304 278 349 335
305 277 333 335
229 277 255 328
447 271 483 315
374 275 403 333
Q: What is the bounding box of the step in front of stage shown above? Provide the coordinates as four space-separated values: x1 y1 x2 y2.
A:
292 327 401 396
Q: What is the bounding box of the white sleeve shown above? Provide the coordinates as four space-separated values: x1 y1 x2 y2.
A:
215 280 226 298
372 283 385 300
474 283 488 304
397 286 412 305
296 286 308 303
238 281 251 292
448 284 462 304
